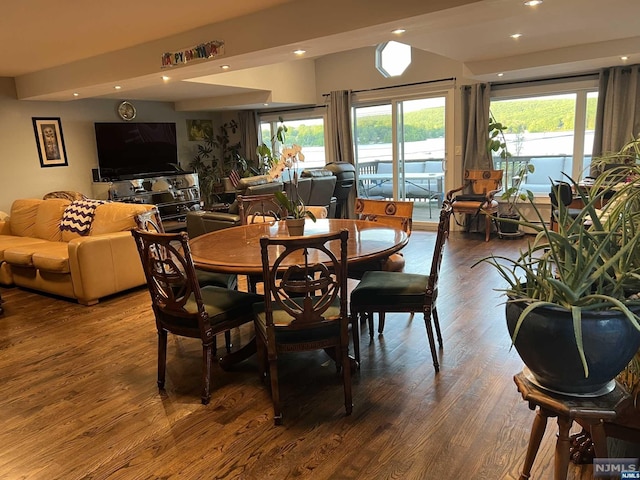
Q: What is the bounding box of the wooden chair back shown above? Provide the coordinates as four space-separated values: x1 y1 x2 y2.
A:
354 198 414 234
259 230 348 329
466 169 502 196
427 202 453 307
135 207 165 233
237 193 288 225
131 230 205 328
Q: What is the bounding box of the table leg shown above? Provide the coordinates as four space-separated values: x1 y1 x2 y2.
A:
520 407 549 480
554 415 572 480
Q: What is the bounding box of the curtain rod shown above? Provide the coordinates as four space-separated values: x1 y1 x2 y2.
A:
321 77 456 97
491 71 599 88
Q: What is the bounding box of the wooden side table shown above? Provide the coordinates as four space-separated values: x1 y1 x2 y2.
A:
514 371 630 480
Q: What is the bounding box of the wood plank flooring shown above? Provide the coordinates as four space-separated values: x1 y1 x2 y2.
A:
0 231 595 479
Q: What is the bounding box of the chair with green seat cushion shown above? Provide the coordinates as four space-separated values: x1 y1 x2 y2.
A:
349 202 452 372
253 229 352 425
131 228 261 405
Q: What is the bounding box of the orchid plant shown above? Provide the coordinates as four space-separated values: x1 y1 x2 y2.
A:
268 143 316 221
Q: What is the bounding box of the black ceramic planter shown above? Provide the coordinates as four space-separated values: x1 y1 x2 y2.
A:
506 300 640 396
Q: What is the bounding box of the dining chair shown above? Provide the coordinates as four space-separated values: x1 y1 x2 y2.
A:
135 208 240 353
549 180 582 232
446 169 501 242
349 201 453 372
237 193 288 225
347 198 414 279
135 208 237 290
253 229 352 425
131 228 261 404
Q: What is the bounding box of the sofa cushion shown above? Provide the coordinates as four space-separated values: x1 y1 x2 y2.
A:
32 243 70 273
0 236 48 261
35 198 70 241
5 242 70 273
9 199 42 237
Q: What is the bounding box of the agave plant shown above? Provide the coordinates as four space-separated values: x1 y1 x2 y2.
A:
475 168 640 376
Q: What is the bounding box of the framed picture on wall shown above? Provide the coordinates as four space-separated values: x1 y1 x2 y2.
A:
32 117 68 167
186 119 213 141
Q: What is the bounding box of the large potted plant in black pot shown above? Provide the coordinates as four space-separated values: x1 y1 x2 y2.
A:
476 158 640 396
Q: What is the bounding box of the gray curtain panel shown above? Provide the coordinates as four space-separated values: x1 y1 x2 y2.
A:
592 64 640 163
327 90 356 218
238 110 259 171
461 83 492 171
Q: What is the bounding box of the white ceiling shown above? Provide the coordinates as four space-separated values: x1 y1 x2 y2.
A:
3 0 639 108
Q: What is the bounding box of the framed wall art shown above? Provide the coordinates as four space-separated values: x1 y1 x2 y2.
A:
186 119 213 141
32 117 68 167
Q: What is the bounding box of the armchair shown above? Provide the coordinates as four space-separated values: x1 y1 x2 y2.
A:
446 169 502 242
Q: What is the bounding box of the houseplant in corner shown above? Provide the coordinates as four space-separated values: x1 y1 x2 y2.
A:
487 115 534 236
189 119 247 208
475 160 640 396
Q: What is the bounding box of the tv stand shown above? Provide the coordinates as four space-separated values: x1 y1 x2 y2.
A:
91 173 200 232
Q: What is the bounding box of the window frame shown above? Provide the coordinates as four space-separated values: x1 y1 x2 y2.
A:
490 78 599 196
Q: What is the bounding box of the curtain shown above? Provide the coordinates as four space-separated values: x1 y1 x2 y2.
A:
327 90 356 218
461 83 492 171
592 64 640 165
238 110 259 172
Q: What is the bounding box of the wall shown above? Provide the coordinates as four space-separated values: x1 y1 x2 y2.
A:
0 78 217 213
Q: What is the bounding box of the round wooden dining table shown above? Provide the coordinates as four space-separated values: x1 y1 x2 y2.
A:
189 218 409 275
188 218 409 369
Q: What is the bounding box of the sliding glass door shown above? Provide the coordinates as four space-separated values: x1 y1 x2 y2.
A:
353 95 448 224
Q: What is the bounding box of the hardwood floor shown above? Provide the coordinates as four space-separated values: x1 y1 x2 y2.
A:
0 231 594 479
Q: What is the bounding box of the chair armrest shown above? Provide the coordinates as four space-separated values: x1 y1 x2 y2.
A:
446 184 467 202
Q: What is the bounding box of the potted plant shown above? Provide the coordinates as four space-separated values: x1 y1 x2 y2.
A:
487 115 534 236
475 155 640 396
263 121 316 235
188 119 248 208
270 145 317 236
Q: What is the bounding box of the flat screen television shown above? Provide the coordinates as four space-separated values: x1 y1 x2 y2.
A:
94 122 179 180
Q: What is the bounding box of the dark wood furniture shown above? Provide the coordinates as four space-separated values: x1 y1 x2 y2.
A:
131 229 261 404
514 370 630 480
349 202 452 371
188 219 409 276
254 229 351 425
188 219 409 368
347 198 413 281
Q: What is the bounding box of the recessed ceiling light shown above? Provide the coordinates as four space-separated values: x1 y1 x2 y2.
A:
220 64 230 70
621 56 629 61
73 92 79 97
161 76 170 81
524 0 543 6
293 49 306 55
510 33 523 39
263 103 269 106
391 29 406 35
497 73 504 77
114 85 122 90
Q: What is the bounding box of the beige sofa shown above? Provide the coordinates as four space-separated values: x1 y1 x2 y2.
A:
0 198 154 305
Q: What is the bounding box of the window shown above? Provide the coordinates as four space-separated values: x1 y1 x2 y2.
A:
490 79 598 195
259 109 327 171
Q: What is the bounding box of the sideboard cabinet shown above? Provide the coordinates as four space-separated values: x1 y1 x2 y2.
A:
92 173 200 231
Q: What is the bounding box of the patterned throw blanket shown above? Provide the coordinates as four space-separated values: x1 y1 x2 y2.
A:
60 199 107 236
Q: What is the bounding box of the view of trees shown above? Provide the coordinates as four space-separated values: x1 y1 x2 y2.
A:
279 96 597 147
